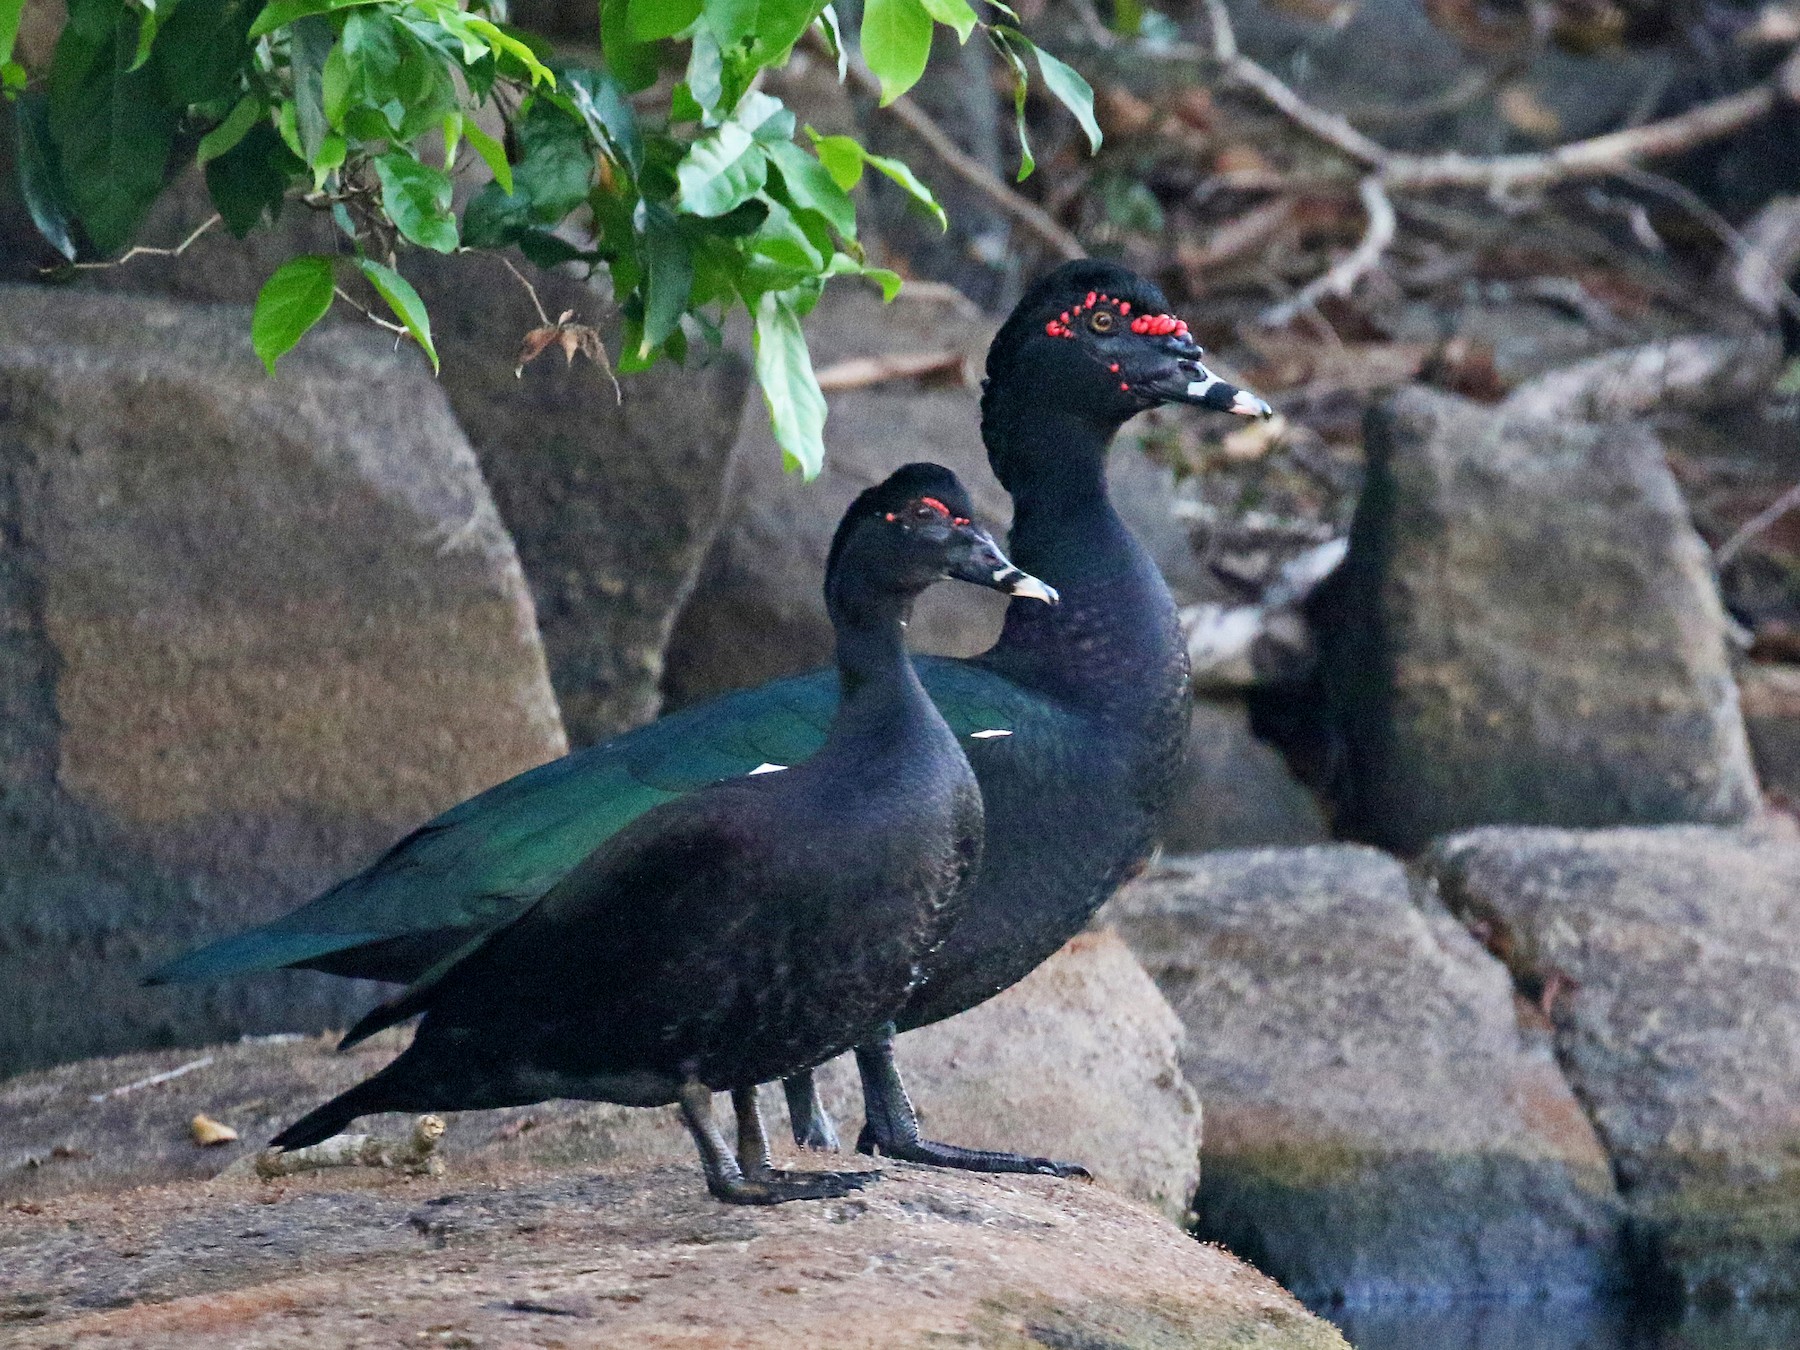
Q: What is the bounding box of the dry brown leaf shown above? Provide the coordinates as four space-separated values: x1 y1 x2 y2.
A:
1498 83 1563 140
191 1113 239 1147
1213 144 1274 177
514 310 622 402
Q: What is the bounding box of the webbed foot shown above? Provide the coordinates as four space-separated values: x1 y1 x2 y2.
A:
706 1168 874 1205
853 1027 1092 1179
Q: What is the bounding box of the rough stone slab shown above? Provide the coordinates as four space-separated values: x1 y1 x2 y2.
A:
1429 823 1800 1305
0 286 566 1075
0 1162 1347 1349
1 931 1200 1224
1108 845 1624 1305
660 282 1202 708
1315 386 1759 851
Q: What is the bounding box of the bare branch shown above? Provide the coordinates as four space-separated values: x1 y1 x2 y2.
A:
842 55 1086 261
498 253 553 326
1260 177 1395 326
88 1056 213 1103
1718 480 1800 569
816 349 971 389
333 286 410 340
1711 191 1800 323
62 215 222 272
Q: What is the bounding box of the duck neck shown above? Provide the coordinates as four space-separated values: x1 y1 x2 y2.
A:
826 575 932 740
981 396 1183 722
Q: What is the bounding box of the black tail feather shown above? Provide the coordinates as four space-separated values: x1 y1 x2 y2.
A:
269 1074 406 1152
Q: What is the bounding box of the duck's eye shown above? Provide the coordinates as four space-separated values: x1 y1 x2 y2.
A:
911 503 940 523
1088 310 1115 334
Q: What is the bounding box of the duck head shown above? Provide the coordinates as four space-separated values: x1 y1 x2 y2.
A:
983 260 1273 431
827 463 1058 607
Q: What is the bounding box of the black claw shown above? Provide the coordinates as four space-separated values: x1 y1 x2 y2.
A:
707 1170 874 1205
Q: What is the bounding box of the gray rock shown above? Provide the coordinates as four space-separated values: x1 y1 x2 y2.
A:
2 929 1201 1224
8 170 751 744
661 282 1200 707
1316 387 1760 852
1740 663 1800 805
0 286 566 1076
0 1152 1349 1349
1157 699 1331 853
1429 824 1800 1305
1108 845 1625 1305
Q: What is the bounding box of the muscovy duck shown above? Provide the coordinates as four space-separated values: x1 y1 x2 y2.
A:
266 464 1056 1205
151 260 1271 1174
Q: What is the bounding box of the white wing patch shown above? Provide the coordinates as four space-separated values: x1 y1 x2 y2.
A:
969 729 1012 739
748 762 788 775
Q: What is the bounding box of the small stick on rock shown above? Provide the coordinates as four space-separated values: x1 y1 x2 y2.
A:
1260 177 1396 326
90 1056 214 1103
254 1115 447 1180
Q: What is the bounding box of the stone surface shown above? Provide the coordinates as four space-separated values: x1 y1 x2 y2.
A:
1 930 1201 1225
661 281 1203 708
1316 386 1760 852
1740 663 1800 805
1429 824 1800 1305
1156 699 1331 853
10 170 751 744
1107 846 1625 1305
0 1162 1347 1349
0 285 566 1076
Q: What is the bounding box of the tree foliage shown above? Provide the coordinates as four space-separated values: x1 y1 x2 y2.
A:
3 0 1099 476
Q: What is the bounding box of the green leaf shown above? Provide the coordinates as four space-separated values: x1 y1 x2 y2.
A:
810 131 862 191
1031 38 1101 153
48 0 178 254
152 0 254 107
639 202 693 355
374 150 458 252
675 119 766 217
196 93 262 165
3 61 26 94
814 3 846 79
128 0 176 72
13 93 78 260
252 254 335 374
991 28 1033 180
861 145 945 227
600 0 659 90
764 138 854 238
825 252 901 300
460 113 511 193
753 287 827 478
510 96 593 221
917 0 975 42
246 0 379 40
289 12 331 159
464 16 552 86
0 0 23 67
206 120 302 235
860 0 930 104
558 64 642 174
355 257 438 373
703 0 821 54
628 0 700 40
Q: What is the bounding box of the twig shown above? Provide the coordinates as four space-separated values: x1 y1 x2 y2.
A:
843 55 1085 261
255 1114 447 1179
1717 480 1800 569
89 1055 214 1103
1720 194 1800 321
333 286 409 340
62 215 222 272
816 349 971 389
499 253 553 326
1260 176 1395 325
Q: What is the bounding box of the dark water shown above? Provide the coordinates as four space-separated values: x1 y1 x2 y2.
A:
1322 1299 1800 1350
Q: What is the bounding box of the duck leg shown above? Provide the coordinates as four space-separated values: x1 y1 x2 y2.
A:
730 1085 878 1192
852 1026 1091 1178
677 1079 864 1204
782 1072 843 1151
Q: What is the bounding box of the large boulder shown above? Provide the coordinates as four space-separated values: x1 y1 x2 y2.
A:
9 171 751 745
1429 824 1800 1305
2 930 1201 1222
1108 846 1626 1305
0 1160 1348 1349
0 286 566 1076
1316 387 1760 852
660 281 1204 707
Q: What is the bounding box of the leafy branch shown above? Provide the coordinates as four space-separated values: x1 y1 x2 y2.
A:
5 0 1103 476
